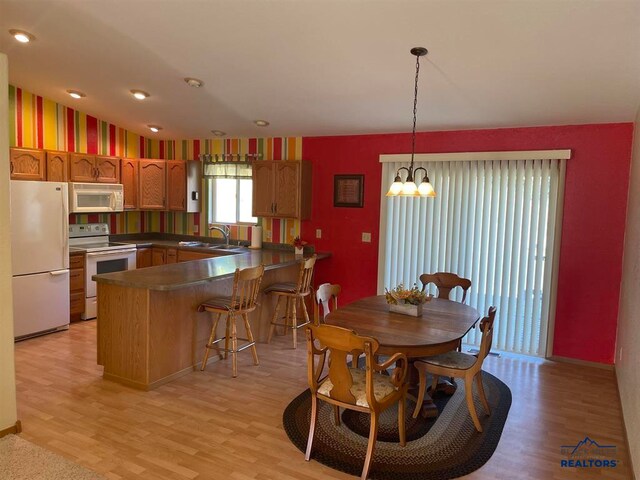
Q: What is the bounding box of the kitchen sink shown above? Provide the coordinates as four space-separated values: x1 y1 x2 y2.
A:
206 245 246 251
178 241 207 247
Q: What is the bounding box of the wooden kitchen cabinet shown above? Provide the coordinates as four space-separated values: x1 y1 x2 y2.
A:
166 248 178 264
166 161 186 211
95 156 120 183
136 247 152 268
69 153 120 183
152 247 166 266
69 252 85 318
176 249 217 262
252 160 311 219
69 153 97 182
10 148 46 181
45 151 69 182
139 160 166 210
121 158 138 209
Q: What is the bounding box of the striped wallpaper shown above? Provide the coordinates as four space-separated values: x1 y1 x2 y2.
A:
9 85 304 244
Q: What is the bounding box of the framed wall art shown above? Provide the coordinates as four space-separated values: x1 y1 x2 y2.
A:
334 174 364 208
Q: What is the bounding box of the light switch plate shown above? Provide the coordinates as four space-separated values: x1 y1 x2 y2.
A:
316 229 322 238
362 232 371 243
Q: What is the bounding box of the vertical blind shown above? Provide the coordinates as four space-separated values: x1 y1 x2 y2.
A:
378 158 564 356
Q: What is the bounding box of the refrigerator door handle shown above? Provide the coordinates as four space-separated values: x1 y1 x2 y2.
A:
61 185 69 266
49 269 70 276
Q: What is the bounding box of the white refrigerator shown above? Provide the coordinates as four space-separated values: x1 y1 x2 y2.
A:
10 180 70 339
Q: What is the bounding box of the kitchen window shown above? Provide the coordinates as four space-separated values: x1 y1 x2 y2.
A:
205 159 257 224
208 178 257 224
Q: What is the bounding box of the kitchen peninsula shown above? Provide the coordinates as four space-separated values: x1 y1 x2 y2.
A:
93 248 328 390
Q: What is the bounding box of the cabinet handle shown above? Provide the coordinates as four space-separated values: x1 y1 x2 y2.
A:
274 202 277 213
9 161 14 173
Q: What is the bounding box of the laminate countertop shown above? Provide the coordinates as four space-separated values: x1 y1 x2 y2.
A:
92 249 330 291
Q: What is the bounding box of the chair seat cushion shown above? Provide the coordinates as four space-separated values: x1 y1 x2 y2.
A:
198 296 234 311
317 368 397 407
265 282 298 294
419 351 477 370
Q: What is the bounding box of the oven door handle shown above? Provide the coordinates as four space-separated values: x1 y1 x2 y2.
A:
86 248 138 257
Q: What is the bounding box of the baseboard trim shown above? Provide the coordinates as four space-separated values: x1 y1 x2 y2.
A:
548 355 614 370
615 367 637 480
0 420 22 438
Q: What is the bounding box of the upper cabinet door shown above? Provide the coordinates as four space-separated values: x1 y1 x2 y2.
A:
274 162 300 218
69 153 96 182
10 148 46 181
252 161 275 217
167 161 186 211
95 156 120 183
45 151 68 182
121 158 138 210
139 160 166 210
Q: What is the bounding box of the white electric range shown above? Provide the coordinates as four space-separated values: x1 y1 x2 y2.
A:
69 223 137 320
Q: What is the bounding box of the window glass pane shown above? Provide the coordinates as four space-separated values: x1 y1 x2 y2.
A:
239 179 257 223
214 179 237 223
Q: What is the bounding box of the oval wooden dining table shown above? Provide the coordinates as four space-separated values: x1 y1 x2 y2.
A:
324 295 480 417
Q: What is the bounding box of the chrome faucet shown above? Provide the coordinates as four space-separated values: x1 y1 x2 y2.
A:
208 224 231 247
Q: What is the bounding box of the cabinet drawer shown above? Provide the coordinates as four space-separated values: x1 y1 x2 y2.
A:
166 248 177 264
70 254 85 269
70 292 85 315
69 268 84 292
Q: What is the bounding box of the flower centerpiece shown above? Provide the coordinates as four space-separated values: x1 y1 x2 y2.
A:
385 283 431 317
292 236 307 255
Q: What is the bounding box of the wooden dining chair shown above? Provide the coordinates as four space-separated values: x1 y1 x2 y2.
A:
419 272 472 303
412 306 497 432
305 324 408 480
313 283 341 325
197 264 265 377
266 255 317 348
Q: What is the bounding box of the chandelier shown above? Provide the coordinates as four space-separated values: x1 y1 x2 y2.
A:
386 47 436 197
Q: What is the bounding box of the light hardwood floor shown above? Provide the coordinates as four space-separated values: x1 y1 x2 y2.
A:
14 322 633 480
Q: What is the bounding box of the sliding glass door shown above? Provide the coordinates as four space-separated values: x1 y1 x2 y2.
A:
379 155 565 357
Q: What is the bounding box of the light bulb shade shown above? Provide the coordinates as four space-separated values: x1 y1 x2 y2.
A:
418 181 436 197
400 181 419 196
386 181 404 196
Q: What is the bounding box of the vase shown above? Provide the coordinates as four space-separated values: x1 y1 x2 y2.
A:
294 247 304 255
389 303 423 317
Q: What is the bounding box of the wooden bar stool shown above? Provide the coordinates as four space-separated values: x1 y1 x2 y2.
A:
266 255 317 349
198 264 265 377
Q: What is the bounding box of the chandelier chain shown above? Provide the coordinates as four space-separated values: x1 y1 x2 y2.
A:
411 52 421 168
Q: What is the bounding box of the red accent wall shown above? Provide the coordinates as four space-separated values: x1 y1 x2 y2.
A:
302 123 633 364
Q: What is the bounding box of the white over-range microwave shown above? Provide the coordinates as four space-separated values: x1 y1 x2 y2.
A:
68 182 124 213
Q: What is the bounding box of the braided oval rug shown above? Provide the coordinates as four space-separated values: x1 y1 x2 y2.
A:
283 372 511 480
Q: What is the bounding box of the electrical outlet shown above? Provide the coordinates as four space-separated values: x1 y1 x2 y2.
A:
266 230 272 240
316 229 322 238
362 232 371 243
193 225 199 234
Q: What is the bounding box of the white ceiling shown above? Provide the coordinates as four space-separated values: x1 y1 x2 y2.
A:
1 0 639 140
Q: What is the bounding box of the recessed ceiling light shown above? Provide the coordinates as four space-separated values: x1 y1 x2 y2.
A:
254 120 270 127
130 90 150 100
184 77 204 88
147 125 162 133
9 29 35 43
211 130 226 137
67 90 86 99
